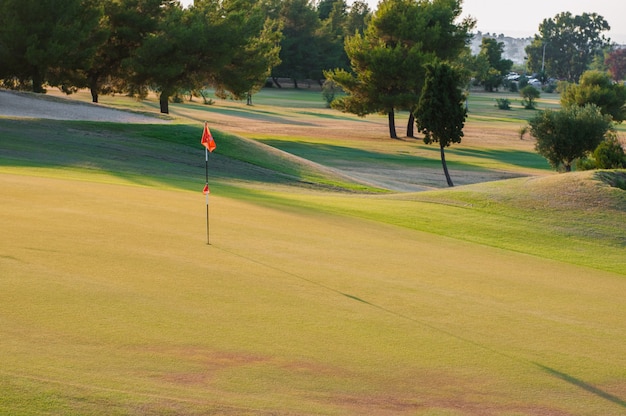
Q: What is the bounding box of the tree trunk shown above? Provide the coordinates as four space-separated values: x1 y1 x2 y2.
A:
388 110 398 139
292 78 299 89
89 75 99 103
406 112 415 138
246 92 252 106
32 70 45 94
159 91 170 114
271 77 282 88
440 143 454 187
564 163 572 172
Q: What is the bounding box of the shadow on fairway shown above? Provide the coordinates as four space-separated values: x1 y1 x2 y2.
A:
535 363 626 409
260 139 439 167
296 110 375 122
171 103 319 127
450 147 550 170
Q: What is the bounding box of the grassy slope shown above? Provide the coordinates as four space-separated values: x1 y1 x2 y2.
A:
1 90 626 415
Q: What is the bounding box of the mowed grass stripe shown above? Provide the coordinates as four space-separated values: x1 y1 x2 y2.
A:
2 173 626 415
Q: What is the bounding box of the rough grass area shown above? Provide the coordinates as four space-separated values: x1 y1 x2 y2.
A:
596 170 626 191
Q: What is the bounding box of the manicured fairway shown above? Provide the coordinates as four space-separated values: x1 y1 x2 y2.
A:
1 172 625 415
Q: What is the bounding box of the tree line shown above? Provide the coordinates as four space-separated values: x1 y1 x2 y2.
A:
0 0 369 113
1 0 623 116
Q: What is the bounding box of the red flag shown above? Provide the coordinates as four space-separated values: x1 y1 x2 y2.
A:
203 184 210 194
201 123 216 152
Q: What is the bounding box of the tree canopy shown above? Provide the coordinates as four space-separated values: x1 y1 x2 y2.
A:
525 12 611 83
414 61 467 186
86 0 166 103
560 70 626 123
529 104 613 172
0 0 106 93
0 0 284 113
472 37 512 92
326 0 473 138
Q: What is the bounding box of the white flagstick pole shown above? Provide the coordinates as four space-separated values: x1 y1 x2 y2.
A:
205 146 210 245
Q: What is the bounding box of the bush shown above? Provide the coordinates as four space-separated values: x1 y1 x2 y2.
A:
518 125 528 140
593 133 626 169
322 79 341 108
495 98 511 110
542 83 557 93
518 75 529 89
529 104 613 172
575 157 597 171
520 85 540 109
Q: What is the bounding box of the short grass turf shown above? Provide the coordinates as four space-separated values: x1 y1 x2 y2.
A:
2 91 626 415
1 172 626 415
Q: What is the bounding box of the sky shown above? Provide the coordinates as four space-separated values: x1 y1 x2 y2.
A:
178 0 626 44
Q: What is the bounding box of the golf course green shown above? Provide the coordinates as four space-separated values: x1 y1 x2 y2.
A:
1 88 625 415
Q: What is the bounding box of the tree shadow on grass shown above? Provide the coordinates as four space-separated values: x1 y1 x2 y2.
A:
450 147 550 170
171 103 319 127
534 363 626 409
260 139 440 167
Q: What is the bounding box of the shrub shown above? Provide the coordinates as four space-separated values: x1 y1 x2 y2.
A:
322 79 341 108
575 157 597 171
520 85 540 109
518 125 528 140
495 98 511 110
518 75 529 89
593 133 626 169
542 83 557 93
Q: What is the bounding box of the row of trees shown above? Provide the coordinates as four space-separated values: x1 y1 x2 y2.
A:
470 12 626 93
0 0 372 113
2 0 623 116
0 0 285 113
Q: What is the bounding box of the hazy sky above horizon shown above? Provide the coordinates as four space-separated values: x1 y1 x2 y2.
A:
179 0 626 43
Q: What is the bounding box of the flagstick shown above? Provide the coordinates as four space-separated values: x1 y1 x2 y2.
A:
205 147 210 245
206 192 210 245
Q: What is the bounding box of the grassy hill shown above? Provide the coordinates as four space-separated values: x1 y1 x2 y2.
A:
1 89 625 415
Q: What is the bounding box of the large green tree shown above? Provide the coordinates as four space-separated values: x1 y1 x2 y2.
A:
560 70 626 123
0 0 106 93
128 0 274 114
271 0 321 87
86 0 166 103
314 0 351 81
326 0 473 138
126 3 194 113
211 15 282 105
414 61 467 186
525 12 611 83
344 0 371 36
472 37 512 92
528 104 613 172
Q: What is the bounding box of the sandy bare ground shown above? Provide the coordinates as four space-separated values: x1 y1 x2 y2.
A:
0 89 169 124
